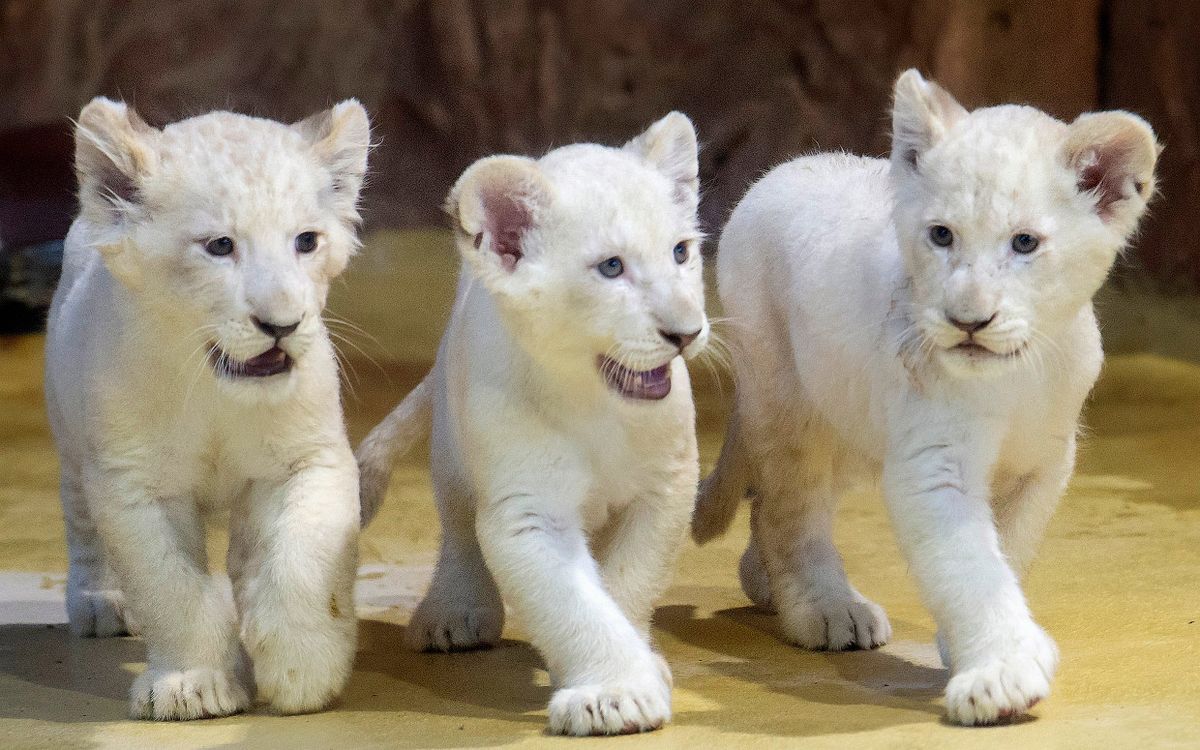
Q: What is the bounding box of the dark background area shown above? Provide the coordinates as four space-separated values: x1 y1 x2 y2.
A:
1 0 1197 286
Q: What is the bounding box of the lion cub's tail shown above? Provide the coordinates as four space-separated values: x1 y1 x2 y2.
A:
692 407 751 544
355 375 433 527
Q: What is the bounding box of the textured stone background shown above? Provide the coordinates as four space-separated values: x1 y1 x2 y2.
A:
1 0 1196 285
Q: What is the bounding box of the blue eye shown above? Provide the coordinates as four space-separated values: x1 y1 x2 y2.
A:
295 231 319 254
929 225 954 247
205 236 235 256
1012 233 1040 254
597 256 624 278
673 242 689 264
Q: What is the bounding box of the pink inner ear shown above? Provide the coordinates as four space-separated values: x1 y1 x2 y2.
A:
1077 144 1135 222
482 189 532 272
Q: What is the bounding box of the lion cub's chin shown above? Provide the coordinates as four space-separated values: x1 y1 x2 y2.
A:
936 342 1027 379
598 356 674 400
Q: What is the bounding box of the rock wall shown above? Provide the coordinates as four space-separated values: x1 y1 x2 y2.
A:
1101 0 1199 289
1 0 1195 284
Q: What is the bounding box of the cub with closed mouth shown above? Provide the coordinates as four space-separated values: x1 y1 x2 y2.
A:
693 69 1158 726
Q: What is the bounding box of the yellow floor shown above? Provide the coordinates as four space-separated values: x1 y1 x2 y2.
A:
2 233 1199 748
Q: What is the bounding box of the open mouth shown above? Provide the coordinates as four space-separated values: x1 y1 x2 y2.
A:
210 345 293 378
598 356 672 400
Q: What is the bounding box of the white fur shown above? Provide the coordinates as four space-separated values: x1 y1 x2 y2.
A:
45 98 371 719
356 113 707 736
695 70 1157 725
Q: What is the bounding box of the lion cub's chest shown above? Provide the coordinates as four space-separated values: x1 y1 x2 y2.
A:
105 393 304 505
572 396 694 525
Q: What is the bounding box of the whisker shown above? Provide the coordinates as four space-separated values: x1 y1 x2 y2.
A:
329 338 361 403
327 328 385 375
182 341 216 412
693 334 732 396
323 315 389 353
175 323 222 413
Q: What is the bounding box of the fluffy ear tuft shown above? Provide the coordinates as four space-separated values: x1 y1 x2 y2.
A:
295 99 371 218
74 97 157 222
1063 111 1159 232
891 69 968 171
447 155 551 273
624 111 699 211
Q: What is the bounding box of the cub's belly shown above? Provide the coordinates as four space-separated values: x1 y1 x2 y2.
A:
794 366 891 466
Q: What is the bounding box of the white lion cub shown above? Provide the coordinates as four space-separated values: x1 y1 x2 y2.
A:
45 98 370 719
356 113 708 735
693 70 1157 725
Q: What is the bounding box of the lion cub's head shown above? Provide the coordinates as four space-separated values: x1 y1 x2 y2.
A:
74 98 369 391
888 70 1158 378
447 113 707 401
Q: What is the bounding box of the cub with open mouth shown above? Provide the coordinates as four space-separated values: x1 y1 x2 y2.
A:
356 113 708 735
45 97 370 719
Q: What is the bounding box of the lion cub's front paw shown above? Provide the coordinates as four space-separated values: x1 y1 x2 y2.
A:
405 599 504 652
244 613 356 714
547 662 672 736
250 634 354 714
779 590 891 651
944 626 1059 725
130 667 249 721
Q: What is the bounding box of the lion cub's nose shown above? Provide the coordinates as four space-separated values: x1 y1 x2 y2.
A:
947 314 995 334
659 328 701 351
252 316 301 340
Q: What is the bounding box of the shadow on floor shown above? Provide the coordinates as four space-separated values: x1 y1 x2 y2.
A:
348 618 548 723
0 619 546 724
653 604 951 737
0 623 137 723
0 606 1020 743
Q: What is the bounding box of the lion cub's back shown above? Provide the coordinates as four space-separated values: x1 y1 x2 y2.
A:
45 219 112 453
717 152 895 343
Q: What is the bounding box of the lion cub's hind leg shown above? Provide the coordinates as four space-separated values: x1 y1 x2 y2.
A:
747 420 891 651
61 467 135 637
405 483 505 653
737 519 775 611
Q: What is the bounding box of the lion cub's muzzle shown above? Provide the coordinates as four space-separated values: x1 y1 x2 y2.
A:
209 315 306 379
209 345 293 378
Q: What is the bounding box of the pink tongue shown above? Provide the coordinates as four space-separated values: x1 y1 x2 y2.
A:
637 365 669 386
599 357 672 400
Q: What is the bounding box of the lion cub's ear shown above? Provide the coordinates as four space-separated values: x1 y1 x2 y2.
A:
294 99 371 222
624 111 699 212
1063 111 1159 235
447 155 553 280
75 97 158 226
890 69 967 172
